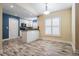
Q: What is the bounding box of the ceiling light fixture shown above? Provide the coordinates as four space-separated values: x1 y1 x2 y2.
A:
44 3 50 15
10 5 14 8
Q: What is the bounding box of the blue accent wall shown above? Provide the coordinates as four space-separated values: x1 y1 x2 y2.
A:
3 13 20 39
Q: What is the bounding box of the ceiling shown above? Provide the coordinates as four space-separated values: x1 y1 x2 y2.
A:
2 3 72 19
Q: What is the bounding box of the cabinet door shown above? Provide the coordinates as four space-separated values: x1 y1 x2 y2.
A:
22 31 27 42
27 31 39 43
34 31 39 40
27 31 33 43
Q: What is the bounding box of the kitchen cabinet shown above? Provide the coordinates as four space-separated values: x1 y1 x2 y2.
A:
22 30 39 43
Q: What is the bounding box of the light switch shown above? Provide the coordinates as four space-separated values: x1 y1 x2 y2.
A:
6 26 8 29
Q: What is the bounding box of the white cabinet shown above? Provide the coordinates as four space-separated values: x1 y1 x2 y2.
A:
27 30 39 43
22 30 39 43
22 31 27 43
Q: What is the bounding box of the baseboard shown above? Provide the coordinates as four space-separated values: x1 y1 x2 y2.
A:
73 49 79 54
41 37 72 45
3 39 10 41
52 39 72 45
3 36 20 41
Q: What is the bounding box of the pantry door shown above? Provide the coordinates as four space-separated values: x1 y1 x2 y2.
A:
9 18 18 39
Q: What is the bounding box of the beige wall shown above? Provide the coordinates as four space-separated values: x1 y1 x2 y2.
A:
38 9 72 43
0 4 2 49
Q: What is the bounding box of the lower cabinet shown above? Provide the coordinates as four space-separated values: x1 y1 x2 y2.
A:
22 30 39 43
27 30 39 43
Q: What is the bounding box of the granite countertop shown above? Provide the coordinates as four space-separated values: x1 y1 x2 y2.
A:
20 27 39 31
21 29 39 32
21 28 39 31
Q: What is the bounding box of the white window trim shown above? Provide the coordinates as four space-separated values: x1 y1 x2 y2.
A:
45 16 61 36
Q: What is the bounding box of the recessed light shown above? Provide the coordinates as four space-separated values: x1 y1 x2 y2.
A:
10 5 14 8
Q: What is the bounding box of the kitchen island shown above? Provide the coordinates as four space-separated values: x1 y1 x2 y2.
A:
21 30 39 43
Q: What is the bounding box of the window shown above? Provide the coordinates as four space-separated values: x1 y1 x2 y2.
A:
45 17 61 36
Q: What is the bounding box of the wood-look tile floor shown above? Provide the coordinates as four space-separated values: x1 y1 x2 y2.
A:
0 39 78 56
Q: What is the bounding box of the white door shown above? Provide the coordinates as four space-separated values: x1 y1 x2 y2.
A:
9 18 18 39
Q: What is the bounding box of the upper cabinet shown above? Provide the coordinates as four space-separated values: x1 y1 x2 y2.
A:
20 17 38 28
